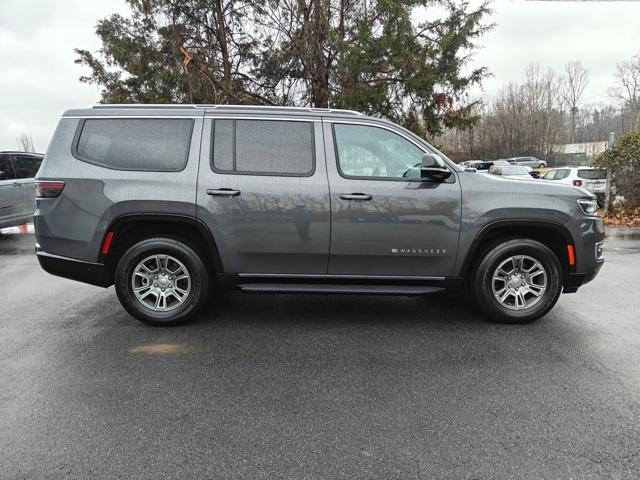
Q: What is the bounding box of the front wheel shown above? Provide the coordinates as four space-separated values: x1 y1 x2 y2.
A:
115 238 210 326
471 239 562 324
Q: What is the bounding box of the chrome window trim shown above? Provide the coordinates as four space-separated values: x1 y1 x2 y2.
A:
205 115 321 123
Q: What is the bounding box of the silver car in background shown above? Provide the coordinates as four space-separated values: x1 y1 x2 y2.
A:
508 156 548 168
0 151 42 229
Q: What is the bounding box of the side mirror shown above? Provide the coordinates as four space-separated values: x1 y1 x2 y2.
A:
421 153 452 181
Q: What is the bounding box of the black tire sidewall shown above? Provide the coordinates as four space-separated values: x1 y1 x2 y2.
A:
473 239 562 323
115 238 209 326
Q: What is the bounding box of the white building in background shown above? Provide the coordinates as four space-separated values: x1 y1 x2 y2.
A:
553 141 608 158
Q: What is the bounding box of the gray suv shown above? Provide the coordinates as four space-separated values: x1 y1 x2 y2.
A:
35 105 604 325
0 151 42 229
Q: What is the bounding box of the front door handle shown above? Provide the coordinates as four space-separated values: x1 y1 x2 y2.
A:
12 181 21 187
340 193 372 201
207 188 241 197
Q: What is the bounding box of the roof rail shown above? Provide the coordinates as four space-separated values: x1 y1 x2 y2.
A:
90 104 364 115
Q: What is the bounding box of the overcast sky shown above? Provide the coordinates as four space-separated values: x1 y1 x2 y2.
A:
1 0 639 152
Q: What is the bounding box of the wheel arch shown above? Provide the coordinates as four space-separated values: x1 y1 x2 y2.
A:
100 213 223 284
458 220 575 283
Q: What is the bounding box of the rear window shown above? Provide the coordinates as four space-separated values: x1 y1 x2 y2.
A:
577 169 606 180
212 119 314 176
75 118 194 171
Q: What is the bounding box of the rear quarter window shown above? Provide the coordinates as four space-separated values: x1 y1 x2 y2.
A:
577 169 607 180
74 118 194 171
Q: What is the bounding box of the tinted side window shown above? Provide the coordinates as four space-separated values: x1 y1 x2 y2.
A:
555 169 570 180
212 119 314 176
333 123 424 180
12 156 41 179
75 119 194 171
0 156 16 180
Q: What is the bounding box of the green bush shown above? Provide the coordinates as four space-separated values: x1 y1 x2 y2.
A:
594 131 640 209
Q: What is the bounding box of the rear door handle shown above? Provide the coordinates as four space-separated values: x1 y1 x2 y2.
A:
12 181 21 187
207 188 241 197
340 193 372 201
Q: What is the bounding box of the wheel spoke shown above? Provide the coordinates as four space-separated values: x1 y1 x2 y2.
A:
492 254 547 311
132 253 191 312
139 289 155 300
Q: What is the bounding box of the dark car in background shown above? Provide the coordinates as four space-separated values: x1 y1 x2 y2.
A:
0 151 43 229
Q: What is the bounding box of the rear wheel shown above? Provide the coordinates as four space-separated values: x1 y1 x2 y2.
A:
115 237 210 326
471 239 562 324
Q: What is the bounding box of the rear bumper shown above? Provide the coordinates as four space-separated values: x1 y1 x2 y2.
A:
36 247 110 287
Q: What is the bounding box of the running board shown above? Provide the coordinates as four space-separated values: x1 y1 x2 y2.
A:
237 283 444 296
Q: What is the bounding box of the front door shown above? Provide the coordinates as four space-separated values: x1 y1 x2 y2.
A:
324 121 461 277
196 116 331 274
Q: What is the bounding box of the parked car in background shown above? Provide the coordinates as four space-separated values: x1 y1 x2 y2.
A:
462 160 493 171
488 165 535 179
524 166 540 179
492 160 513 167
508 156 547 168
542 167 607 206
0 151 43 229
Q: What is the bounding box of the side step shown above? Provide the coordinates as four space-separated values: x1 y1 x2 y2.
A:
237 283 444 296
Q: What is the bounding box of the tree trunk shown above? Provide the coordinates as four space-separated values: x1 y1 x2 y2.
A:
213 0 233 102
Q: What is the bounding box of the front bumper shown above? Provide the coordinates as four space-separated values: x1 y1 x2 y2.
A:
562 216 605 293
36 247 110 287
563 259 604 293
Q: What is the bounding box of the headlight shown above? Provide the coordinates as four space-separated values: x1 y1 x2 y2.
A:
577 199 598 216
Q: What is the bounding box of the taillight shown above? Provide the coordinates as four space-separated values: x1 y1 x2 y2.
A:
572 179 582 187
36 181 65 198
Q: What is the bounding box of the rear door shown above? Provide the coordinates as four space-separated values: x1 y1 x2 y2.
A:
324 120 462 277
11 154 41 217
0 155 21 224
196 115 330 274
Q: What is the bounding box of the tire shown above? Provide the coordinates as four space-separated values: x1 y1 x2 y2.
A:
538 163 546 168
115 237 210 326
471 239 562 324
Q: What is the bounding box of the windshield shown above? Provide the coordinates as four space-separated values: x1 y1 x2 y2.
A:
577 169 606 180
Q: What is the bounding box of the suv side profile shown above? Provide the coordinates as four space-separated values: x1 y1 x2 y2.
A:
0 151 43 229
35 105 604 326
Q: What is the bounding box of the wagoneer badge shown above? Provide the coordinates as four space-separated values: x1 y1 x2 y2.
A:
391 248 447 256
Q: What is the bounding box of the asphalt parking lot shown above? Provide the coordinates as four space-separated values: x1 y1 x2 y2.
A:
1 228 639 479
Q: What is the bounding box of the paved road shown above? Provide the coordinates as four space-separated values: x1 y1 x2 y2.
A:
1 228 639 479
